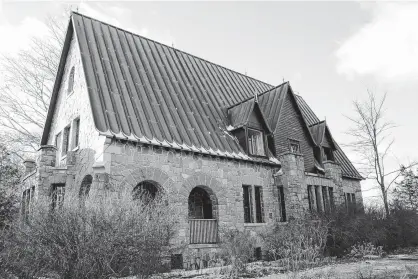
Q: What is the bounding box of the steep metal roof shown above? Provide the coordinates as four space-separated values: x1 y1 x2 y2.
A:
70 12 279 164
295 96 363 179
41 12 361 176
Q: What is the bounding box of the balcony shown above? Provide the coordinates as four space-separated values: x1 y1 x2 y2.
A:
189 219 218 244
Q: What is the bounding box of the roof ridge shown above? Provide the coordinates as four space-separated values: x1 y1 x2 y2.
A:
71 11 273 89
227 81 289 110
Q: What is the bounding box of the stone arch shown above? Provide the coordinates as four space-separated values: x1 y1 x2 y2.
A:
188 185 218 220
132 180 161 204
183 172 223 220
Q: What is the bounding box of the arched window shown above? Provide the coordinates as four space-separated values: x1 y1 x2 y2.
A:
79 175 92 201
188 187 213 219
67 66 75 95
133 180 159 205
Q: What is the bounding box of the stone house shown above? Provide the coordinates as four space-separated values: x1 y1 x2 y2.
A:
21 12 363 268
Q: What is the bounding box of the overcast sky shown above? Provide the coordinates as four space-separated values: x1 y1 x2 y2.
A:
0 1 417 204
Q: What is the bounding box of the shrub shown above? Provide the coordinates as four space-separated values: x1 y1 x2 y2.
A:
218 227 257 278
325 204 418 257
261 216 329 271
0 190 177 279
348 242 383 258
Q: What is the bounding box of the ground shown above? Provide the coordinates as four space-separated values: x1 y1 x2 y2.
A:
147 252 418 279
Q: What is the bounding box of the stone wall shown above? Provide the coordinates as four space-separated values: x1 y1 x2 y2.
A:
100 139 281 266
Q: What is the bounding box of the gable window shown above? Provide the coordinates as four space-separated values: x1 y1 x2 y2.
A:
67 66 75 95
289 139 300 153
51 184 65 211
277 186 287 222
242 185 253 223
248 128 265 156
62 126 70 156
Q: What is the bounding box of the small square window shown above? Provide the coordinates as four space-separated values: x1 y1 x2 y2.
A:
289 139 300 153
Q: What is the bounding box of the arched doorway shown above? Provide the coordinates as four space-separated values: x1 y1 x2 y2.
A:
188 186 218 244
132 180 160 205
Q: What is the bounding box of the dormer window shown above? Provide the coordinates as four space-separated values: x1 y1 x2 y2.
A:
323 147 334 161
289 139 300 153
248 128 265 156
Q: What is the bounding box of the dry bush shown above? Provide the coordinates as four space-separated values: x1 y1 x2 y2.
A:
261 216 329 271
0 190 177 279
218 227 257 278
325 204 418 257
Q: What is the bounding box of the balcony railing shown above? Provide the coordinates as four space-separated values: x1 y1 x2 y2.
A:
189 219 218 244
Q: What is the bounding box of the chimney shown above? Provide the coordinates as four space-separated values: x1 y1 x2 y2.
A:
23 159 36 175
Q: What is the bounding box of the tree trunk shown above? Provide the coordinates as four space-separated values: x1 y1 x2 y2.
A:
382 190 390 217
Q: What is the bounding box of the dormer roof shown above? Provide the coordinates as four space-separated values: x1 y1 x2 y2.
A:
309 120 337 150
227 96 273 134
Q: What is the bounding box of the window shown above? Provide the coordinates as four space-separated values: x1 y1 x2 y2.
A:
254 186 264 223
277 186 287 222
51 184 65 211
323 147 334 161
243 185 265 223
248 128 265 156
67 66 75 95
345 192 356 214
307 185 315 212
254 247 262 261
73 118 80 148
315 186 322 212
328 187 335 211
322 186 330 213
62 126 70 155
242 185 253 223
55 132 62 148
289 139 300 153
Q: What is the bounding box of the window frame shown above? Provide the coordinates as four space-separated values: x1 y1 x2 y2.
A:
73 118 80 149
67 66 75 96
246 127 266 157
254 186 264 223
242 185 253 223
62 125 71 156
323 147 334 162
288 138 301 154
277 185 287 222
51 184 65 211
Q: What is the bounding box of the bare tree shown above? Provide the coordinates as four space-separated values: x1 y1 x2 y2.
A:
0 15 66 155
346 91 417 216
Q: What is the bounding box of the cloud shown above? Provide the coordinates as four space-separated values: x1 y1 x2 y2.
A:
0 17 48 55
336 3 418 82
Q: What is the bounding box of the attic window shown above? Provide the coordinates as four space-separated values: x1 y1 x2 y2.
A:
67 66 75 95
248 128 265 156
289 139 300 153
323 147 334 161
